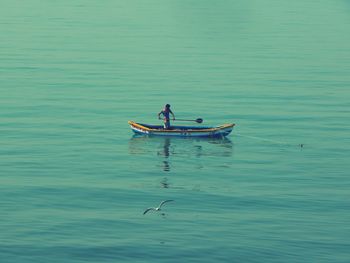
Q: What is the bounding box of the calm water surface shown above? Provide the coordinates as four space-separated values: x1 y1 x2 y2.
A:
1 0 350 262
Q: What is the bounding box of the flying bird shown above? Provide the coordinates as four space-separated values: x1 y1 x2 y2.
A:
143 200 174 215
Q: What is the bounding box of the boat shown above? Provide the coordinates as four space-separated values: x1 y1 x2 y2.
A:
128 121 235 138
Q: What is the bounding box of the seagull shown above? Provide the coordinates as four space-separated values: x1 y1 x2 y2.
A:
143 200 174 215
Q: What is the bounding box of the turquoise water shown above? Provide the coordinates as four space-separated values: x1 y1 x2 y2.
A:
1 1 350 262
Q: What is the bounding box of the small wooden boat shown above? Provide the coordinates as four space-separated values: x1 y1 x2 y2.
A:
128 121 235 138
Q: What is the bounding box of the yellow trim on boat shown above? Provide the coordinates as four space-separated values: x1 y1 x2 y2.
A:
128 121 153 131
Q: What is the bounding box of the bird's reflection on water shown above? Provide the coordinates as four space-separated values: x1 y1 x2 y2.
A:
128 135 234 173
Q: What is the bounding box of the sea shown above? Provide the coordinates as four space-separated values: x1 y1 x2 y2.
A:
1 1 349 262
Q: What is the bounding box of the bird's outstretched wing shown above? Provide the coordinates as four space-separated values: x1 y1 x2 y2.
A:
159 200 174 209
143 208 155 215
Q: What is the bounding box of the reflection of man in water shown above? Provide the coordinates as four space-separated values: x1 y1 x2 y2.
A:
157 138 171 172
163 138 170 158
162 138 171 172
160 177 169 188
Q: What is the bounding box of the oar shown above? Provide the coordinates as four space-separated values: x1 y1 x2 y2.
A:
174 118 203 123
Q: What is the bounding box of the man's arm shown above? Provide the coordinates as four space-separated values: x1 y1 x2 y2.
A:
170 110 175 120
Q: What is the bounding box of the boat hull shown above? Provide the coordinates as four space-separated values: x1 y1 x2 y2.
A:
128 121 235 138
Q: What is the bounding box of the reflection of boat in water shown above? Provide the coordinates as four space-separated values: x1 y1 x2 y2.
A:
128 121 235 138
128 135 234 172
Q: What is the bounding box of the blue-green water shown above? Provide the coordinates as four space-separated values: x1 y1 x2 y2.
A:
1 1 350 262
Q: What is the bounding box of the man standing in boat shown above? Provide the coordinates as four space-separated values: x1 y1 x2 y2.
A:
158 104 175 129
